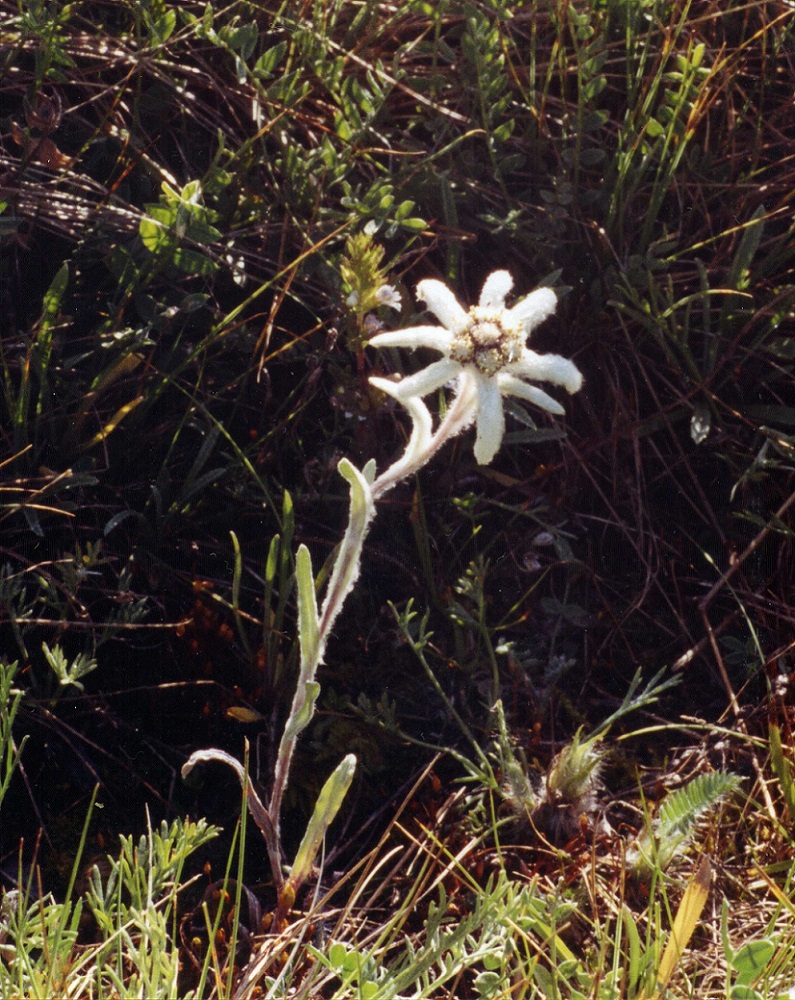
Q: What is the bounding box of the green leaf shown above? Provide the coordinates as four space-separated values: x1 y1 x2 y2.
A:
286 680 320 737
335 116 353 141
482 952 503 971
180 179 202 202
139 216 169 252
254 41 286 78
106 246 140 286
503 427 567 445
635 770 742 872
726 206 765 292
579 147 606 166
394 199 415 220
732 938 776 986
657 771 741 842
184 216 221 244
181 747 274 845
581 108 609 130
42 262 69 320
33 263 68 398
103 509 143 536
327 942 348 968
729 988 763 1000
42 642 97 692
621 904 643 993
289 753 356 889
172 248 217 275
474 970 502 997
319 460 375 637
282 489 294 542
229 22 258 60
153 9 176 42
202 2 215 36
265 534 280 585
296 544 320 678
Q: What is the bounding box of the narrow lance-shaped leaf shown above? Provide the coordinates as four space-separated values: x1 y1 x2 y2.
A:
278 544 321 747
79 396 144 452
265 533 280 585
283 681 320 743
289 754 357 890
181 747 275 848
269 544 324 840
34 263 69 415
296 543 320 675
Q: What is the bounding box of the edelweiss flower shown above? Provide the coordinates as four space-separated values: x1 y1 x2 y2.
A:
368 270 583 464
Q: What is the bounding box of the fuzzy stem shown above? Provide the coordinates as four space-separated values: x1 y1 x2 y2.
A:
266 378 477 884
268 461 375 859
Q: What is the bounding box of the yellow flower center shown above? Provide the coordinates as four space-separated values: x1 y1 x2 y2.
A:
449 307 524 377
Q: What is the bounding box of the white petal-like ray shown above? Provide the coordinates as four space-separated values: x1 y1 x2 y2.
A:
511 349 583 394
479 270 513 309
473 375 505 465
389 357 461 400
399 395 433 461
367 326 453 354
369 377 433 483
416 279 468 331
369 375 408 403
369 379 434 498
508 287 557 334
450 369 479 430
498 373 565 415
369 377 434 454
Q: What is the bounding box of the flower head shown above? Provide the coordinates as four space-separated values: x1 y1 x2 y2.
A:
375 284 403 311
367 270 583 464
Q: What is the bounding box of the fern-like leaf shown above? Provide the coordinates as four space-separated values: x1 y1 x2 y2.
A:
633 770 742 874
